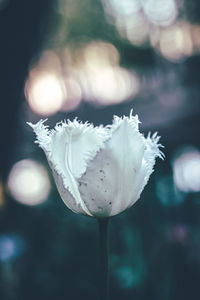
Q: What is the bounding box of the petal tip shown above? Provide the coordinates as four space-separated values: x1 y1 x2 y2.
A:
146 132 165 160
27 119 51 152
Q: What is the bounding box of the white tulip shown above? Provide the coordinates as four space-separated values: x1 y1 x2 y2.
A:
28 111 164 217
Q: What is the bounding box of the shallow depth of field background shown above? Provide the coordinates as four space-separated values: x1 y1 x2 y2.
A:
0 0 200 299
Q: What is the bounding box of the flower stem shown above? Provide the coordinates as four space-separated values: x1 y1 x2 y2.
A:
98 217 109 300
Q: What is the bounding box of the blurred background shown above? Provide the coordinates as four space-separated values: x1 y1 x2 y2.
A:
0 0 200 299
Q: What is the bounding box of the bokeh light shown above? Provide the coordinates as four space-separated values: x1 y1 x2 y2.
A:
7 159 50 206
103 0 179 47
191 24 200 50
173 147 200 193
25 72 66 116
116 12 149 46
60 78 82 111
102 0 141 17
158 22 193 62
141 0 177 27
25 51 67 116
2 0 200 298
0 234 25 262
82 41 120 67
102 0 149 46
156 175 185 206
80 66 140 105
115 265 141 289
65 41 140 104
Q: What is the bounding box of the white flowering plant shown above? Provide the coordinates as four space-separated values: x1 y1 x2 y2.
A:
28 110 164 299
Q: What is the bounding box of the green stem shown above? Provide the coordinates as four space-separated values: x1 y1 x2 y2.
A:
98 218 110 300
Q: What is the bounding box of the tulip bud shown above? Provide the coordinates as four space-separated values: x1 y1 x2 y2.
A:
28 110 164 217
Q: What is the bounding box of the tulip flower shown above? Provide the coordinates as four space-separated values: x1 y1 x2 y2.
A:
28 110 164 300
27 110 163 218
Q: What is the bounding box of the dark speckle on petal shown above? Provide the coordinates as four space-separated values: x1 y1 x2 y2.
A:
109 202 112 205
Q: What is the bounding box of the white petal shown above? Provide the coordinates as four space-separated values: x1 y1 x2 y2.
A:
49 161 88 215
126 159 148 209
28 112 164 218
78 114 146 217
28 119 108 216
27 120 51 153
53 119 109 179
143 132 164 176
127 132 164 208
